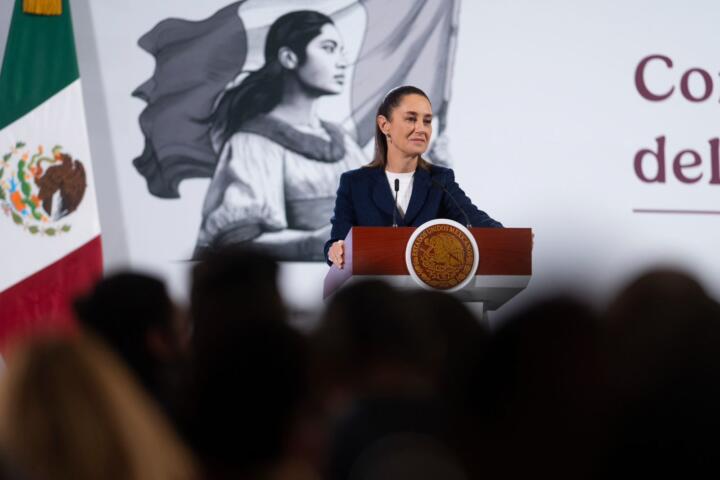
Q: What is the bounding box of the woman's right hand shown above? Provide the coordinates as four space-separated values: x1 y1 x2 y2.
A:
328 240 345 269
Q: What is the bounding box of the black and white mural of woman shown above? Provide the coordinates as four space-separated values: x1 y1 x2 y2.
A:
133 0 460 261
197 11 365 260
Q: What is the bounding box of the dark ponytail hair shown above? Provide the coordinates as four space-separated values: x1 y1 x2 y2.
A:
210 11 334 147
366 85 431 170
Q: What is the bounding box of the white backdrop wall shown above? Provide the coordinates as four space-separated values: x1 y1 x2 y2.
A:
2 0 719 319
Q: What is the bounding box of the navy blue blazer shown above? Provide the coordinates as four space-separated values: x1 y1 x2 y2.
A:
324 165 502 263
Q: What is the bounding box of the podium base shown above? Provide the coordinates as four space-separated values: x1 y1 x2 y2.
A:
325 274 530 314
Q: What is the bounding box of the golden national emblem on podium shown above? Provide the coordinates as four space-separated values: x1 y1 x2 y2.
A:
406 219 480 292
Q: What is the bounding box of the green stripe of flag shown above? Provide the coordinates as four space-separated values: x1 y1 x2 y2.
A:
0 0 78 130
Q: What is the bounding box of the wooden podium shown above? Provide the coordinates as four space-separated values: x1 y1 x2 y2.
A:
324 227 532 313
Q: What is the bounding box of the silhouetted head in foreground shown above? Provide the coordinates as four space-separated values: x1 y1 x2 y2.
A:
601 268 720 477
190 246 284 336
451 296 604 479
73 271 189 408
313 280 436 399
0 334 196 480
402 290 488 394
186 247 309 478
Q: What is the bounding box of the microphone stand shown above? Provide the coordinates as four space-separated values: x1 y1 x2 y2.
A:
431 178 472 228
392 178 400 227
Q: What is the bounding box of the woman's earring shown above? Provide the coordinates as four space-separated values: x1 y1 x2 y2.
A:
386 134 391 143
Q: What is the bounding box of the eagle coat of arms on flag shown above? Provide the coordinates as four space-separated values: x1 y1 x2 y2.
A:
0 142 86 236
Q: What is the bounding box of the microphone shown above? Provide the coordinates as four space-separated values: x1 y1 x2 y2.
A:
392 178 400 227
431 178 472 228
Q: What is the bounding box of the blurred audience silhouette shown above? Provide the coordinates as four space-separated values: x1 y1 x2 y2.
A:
0 334 196 480
73 271 190 418
2 255 720 479
184 247 314 480
601 269 720 477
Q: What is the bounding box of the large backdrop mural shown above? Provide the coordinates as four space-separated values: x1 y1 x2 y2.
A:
3 0 716 314
132 0 459 261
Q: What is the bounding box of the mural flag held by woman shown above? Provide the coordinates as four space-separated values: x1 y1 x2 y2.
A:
132 0 460 261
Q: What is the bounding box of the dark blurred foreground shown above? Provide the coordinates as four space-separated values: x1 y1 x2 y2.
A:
1 249 720 480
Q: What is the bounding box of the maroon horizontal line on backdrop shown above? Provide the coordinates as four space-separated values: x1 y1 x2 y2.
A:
633 208 720 215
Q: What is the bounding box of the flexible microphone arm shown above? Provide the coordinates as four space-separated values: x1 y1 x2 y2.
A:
392 178 400 227
431 178 472 228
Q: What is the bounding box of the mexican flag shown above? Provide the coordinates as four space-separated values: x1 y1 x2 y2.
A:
0 0 102 348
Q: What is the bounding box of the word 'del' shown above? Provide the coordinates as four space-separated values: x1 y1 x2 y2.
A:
635 137 720 184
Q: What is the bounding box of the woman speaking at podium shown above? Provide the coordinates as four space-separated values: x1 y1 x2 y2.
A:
325 85 502 268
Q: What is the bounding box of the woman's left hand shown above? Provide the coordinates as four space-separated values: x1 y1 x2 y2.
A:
328 240 345 269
